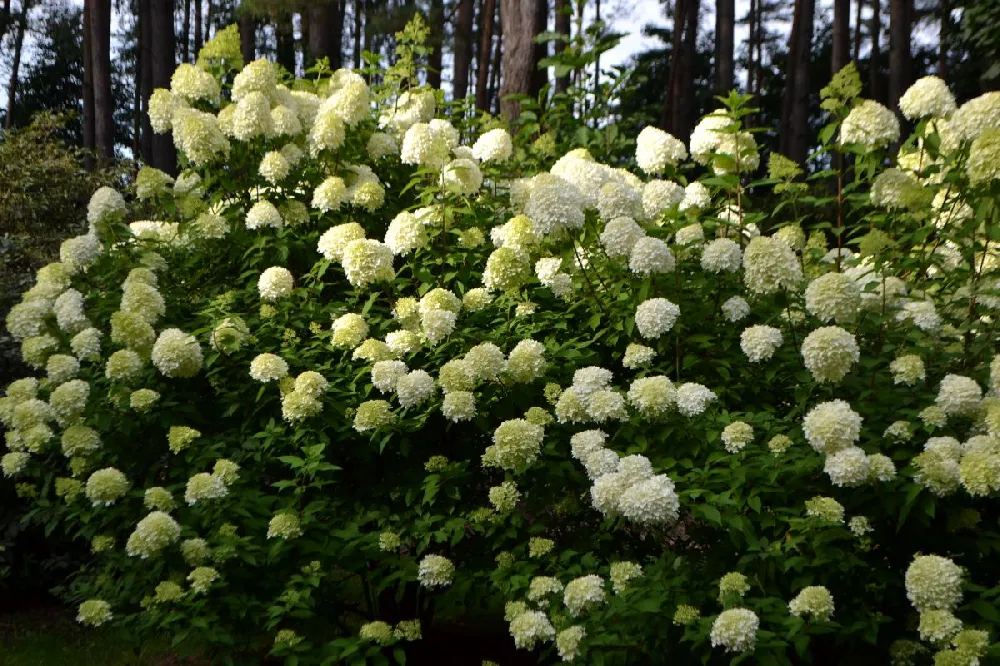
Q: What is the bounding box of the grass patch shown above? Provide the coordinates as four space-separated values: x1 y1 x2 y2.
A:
0 606 198 666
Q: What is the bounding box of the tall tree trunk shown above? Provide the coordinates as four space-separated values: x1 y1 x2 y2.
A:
475 0 496 110
498 0 540 120
488 6 502 114
870 0 881 100
663 0 699 139
454 0 474 99
832 0 849 76
90 0 114 163
853 0 864 61
553 0 570 94
715 0 734 93
83 0 95 168
139 0 153 162
205 0 213 40
150 0 177 173
887 0 911 109
353 0 363 69
239 5 255 65
4 0 31 130
182 0 191 62
780 0 813 165
531 0 548 98
938 0 948 77
276 12 296 74
745 0 755 96
0 0 12 43
308 1 344 70
194 0 203 55
427 0 444 89
592 0 599 94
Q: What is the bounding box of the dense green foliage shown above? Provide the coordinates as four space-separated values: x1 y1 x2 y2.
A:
4 21 1000 666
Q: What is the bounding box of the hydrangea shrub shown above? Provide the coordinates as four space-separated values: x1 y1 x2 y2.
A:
3 25 1000 665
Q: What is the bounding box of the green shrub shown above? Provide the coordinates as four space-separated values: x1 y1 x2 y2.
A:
3 25 1000 666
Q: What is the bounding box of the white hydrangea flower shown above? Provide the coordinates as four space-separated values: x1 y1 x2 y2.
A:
600 217 645 258
824 447 870 487
642 180 685 219
802 399 862 454
258 267 294 301
636 126 687 174
675 382 717 416
721 296 750 322
936 375 982 416
679 182 711 212
634 298 680 339
905 555 963 612
899 76 956 120
710 608 759 653
472 128 513 162
563 575 605 616
246 200 283 230
701 238 743 273
800 326 860 383
841 99 901 147
740 326 783 362
743 236 803 295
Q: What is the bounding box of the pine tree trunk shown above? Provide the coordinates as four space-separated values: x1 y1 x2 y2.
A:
553 0 570 94
664 0 698 139
781 0 812 165
938 0 948 77
0 0 12 43
82 0 95 168
308 1 344 70
745 0 755 96
239 5 255 65
276 12 296 74
499 0 539 120
832 0 849 76
454 0 474 99
853 0 864 61
888 0 911 109
182 0 191 62
205 0 213 40
150 0 177 173
531 0 548 98
194 0 202 55
90 0 114 163
715 0 734 93
488 6 502 114
353 0 363 69
475 0 495 111
4 0 31 130
139 0 153 162
427 0 444 89
870 0 882 101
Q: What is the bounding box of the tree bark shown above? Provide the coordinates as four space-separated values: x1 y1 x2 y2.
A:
553 0 570 94
90 0 114 163
427 0 444 89
870 0 881 100
453 0 474 99
499 0 540 119
205 0 213 40
353 0 363 69
745 0 755 95
663 0 699 139
239 5 255 65
938 0 948 77
182 0 191 62
150 0 177 173
887 0 911 109
780 0 813 166
194 0 203 55
276 11 296 74
715 0 734 93
139 0 153 162
0 0 12 42
475 0 495 111
531 0 548 98
832 0 849 76
308 1 344 70
853 0 864 61
488 5 502 114
82 0 95 168
4 0 31 130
